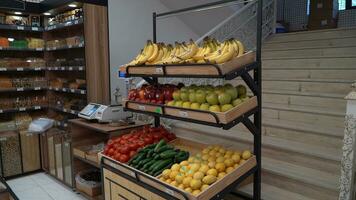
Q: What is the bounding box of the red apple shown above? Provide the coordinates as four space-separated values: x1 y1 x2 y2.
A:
155 89 165 102
128 89 138 100
138 89 145 100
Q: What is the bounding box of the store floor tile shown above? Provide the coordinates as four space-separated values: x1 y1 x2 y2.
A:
7 172 87 200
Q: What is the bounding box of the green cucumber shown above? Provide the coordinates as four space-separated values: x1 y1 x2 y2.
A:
155 145 174 153
138 158 152 168
154 139 166 152
153 163 173 177
160 150 177 159
148 160 165 171
153 154 160 160
142 159 156 170
132 153 145 164
152 159 173 173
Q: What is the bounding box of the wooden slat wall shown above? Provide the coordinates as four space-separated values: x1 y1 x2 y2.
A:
84 4 110 104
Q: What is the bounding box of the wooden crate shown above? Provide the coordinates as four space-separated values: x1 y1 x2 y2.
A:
20 131 41 173
124 52 256 77
124 96 257 125
101 137 256 200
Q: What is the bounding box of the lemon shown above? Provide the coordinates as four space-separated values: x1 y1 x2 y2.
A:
180 161 189 166
201 184 209 190
165 179 172 184
224 154 232 159
240 159 246 165
242 150 252 160
202 175 217 185
188 157 195 163
193 171 205 180
218 172 226 179
199 164 210 174
196 153 202 158
183 177 193 187
206 145 214 150
170 171 179 180
215 163 226 173
162 169 171 179
215 152 223 158
234 150 242 156
190 179 202 190
185 187 193 193
216 157 225 163
207 168 218 177
234 163 239 168
171 181 178 187
213 145 221 151
202 148 210 154
192 189 201 196
224 159 234 167
178 184 185 190
231 154 241 163
226 166 234 173
225 150 233 155
190 163 201 172
171 164 181 171
201 160 208 165
202 154 209 161
219 148 226 154
208 156 216 162
180 166 189 174
175 174 184 183
159 177 165 181
208 161 216 168
209 150 217 157
186 170 194 177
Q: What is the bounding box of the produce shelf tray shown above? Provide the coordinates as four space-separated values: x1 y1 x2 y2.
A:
123 96 257 129
123 51 256 80
101 137 257 200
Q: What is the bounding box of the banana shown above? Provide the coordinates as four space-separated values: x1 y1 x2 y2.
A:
230 39 239 57
135 41 154 65
211 42 235 64
147 43 159 63
235 40 245 56
177 40 198 60
149 45 165 64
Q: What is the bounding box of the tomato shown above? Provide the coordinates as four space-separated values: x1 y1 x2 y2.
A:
108 148 115 156
122 134 131 140
119 146 129 154
143 137 153 145
121 154 130 162
114 153 121 161
119 139 127 145
138 140 145 147
129 143 138 151
129 151 136 158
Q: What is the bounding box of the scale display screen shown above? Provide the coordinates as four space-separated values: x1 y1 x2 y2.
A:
80 104 101 116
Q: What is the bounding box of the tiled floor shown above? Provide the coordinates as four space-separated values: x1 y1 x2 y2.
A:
7 173 87 200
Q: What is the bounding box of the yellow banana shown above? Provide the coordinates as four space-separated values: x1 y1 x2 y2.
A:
230 39 239 57
149 45 165 64
235 40 245 56
177 40 198 60
147 43 159 63
211 42 235 64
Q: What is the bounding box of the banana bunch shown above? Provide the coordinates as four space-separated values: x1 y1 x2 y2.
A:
126 37 245 66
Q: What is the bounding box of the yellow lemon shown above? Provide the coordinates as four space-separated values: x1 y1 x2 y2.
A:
171 164 181 171
213 145 221 151
225 150 233 156
180 160 189 166
180 165 189 174
183 177 193 187
209 150 217 157
202 148 210 154
207 168 218 177
175 174 184 184
190 163 201 172
226 167 234 173
199 165 210 174
234 163 239 168
202 175 217 185
215 163 226 173
224 154 232 159
218 172 226 179
162 169 171 179
190 179 202 190
216 157 225 163
186 169 194 177
185 187 193 193
188 157 195 163
159 177 165 181
165 179 172 184
178 184 185 190
208 156 216 162
196 153 202 158
231 154 241 163
171 181 178 187
208 161 216 169
201 184 209 190
206 145 214 150
219 148 226 154
224 159 234 167
169 171 179 180
242 150 252 160
240 159 246 165
192 190 201 196
234 150 242 156
215 152 223 158
202 154 209 161
193 171 205 180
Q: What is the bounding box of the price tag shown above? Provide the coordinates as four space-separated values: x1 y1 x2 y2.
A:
0 110 3 113
61 67 65 70
138 105 146 111
68 45 72 48
70 89 75 93
34 106 41 110
34 87 41 90
17 87 24 91
54 67 58 70
165 188 175 196
55 88 59 91
63 108 68 112
130 172 135 177
36 48 43 51
80 90 85 94
0 138 7 141
17 26 24 30
19 107 26 111
35 67 41 71
17 68 24 71
74 20 79 24
64 123 68 127
155 107 163 114
155 67 163 74
65 22 71 27
62 88 66 92
0 68 7 71
32 27 39 31
179 111 189 117
53 47 57 50
0 47 3 50
71 110 76 114
68 67 73 71
78 67 83 71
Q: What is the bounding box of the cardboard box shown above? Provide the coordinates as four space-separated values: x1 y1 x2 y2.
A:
308 0 338 30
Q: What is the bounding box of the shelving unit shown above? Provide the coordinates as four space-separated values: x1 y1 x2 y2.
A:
102 0 262 199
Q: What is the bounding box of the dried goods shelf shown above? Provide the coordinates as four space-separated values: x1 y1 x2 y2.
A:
0 87 46 93
47 66 85 71
0 105 47 114
48 87 86 95
0 24 43 32
45 43 84 51
50 106 80 115
0 67 46 72
73 154 100 169
0 47 44 51
45 18 84 31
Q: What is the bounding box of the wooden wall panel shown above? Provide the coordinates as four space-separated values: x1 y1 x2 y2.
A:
83 4 110 104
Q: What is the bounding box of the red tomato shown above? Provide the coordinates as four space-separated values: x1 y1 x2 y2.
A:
119 139 126 145
129 151 136 158
119 146 130 154
108 148 114 156
143 137 153 145
120 154 130 163
138 141 145 147
114 153 121 161
122 134 131 140
129 143 138 151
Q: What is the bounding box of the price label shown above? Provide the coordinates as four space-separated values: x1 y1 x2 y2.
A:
0 68 7 71
65 22 71 27
0 47 3 50
17 68 24 71
19 107 26 111
36 48 43 51
35 106 41 109
179 111 189 117
130 172 136 177
17 26 24 30
64 123 68 127
78 67 83 71
74 20 79 24
0 110 3 113
138 105 146 111
61 67 65 70
63 108 68 112
34 87 41 90
70 89 75 93
35 67 41 71
55 88 59 91
62 88 66 92
17 87 24 91
80 90 85 94
68 45 72 48
0 138 7 141
165 189 175 196
68 67 73 71
54 67 58 70
155 67 163 74
155 107 163 114
71 110 76 114
53 47 57 50
32 27 39 31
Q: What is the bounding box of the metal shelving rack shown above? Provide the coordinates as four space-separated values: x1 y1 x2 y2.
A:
107 0 262 199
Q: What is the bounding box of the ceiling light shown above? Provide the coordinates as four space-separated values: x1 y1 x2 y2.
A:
14 11 22 15
43 12 51 16
68 4 77 8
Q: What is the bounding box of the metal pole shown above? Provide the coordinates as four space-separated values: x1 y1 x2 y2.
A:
152 12 160 127
254 0 262 199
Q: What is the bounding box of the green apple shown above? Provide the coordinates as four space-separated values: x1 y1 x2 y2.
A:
180 87 189 92
190 102 201 110
209 105 221 112
196 89 205 94
167 101 175 106
175 101 183 107
241 96 250 102
206 93 219 105
188 88 196 93
196 91 206 104
200 103 210 111
218 92 232 105
221 104 234 112
232 98 242 107
224 83 234 89
182 102 191 109
172 90 181 101
236 85 247 97
225 87 238 100
180 91 189 101
189 92 197 103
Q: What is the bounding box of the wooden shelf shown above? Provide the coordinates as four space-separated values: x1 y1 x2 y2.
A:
0 87 46 93
0 67 46 72
0 24 43 32
50 106 80 115
73 154 100 169
0 47 44 51
46 44 84 51
47 66 85 71
48 87 86 95
45 18 84 31
0 105 46 114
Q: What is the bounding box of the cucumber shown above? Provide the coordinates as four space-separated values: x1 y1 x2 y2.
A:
153 163 173 177
153 154 160 160
160 150 177 159
132 153 145 164
154 139 166 152
148 159 164 171
175 152 189 163
142 159 156 170
138 158 152 168
155 145 174 153
176 151 187 157
147 149 154 157
152 159 173 174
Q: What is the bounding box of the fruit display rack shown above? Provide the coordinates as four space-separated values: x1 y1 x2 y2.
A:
102 0 262 199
